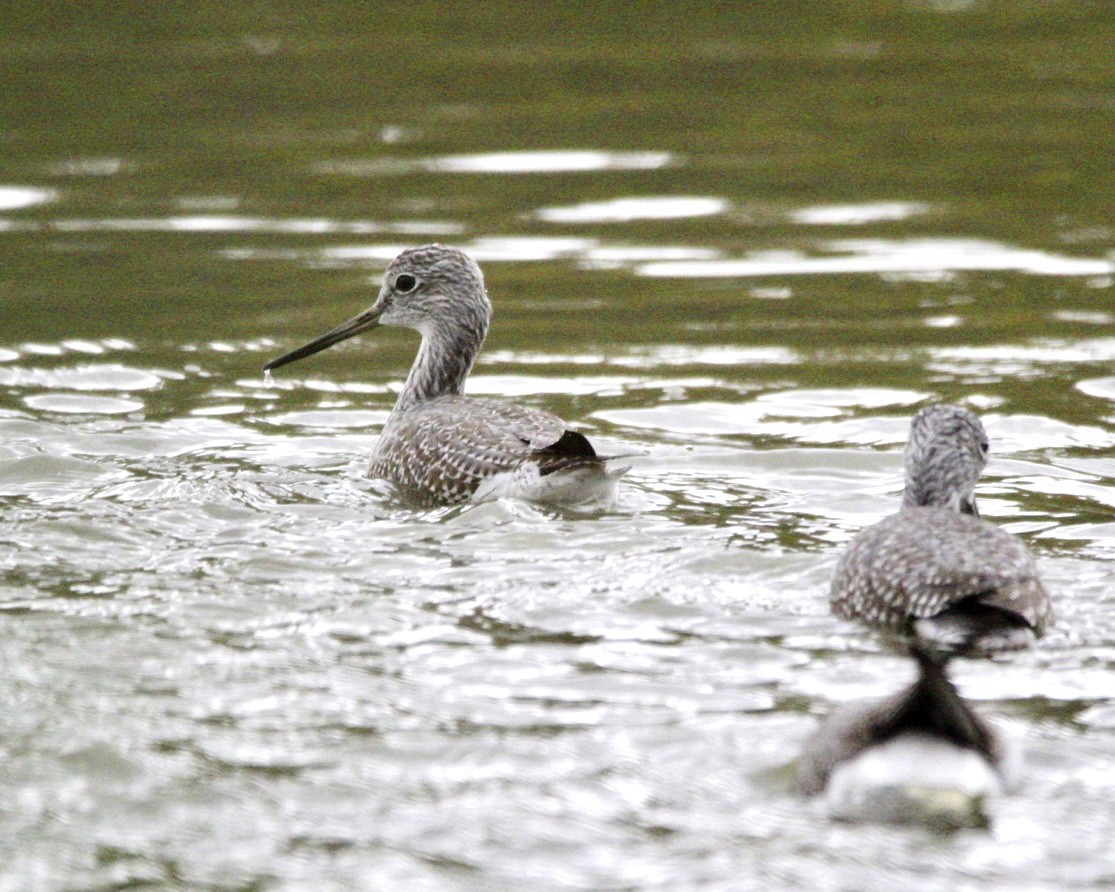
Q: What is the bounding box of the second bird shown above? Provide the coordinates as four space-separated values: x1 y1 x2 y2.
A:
265 245 629 507
830 404 1052 655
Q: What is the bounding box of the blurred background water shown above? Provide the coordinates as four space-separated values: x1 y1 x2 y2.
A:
1 2 1114 890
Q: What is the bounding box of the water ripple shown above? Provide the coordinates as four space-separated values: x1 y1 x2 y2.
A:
637 238 1115 279
317 150 676 176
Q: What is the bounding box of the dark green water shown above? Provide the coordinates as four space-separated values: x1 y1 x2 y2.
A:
1 3 1113 890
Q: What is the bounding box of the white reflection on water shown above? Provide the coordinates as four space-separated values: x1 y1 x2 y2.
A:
1077 377 1115 402
59 340 106 355
316 150 676 176
19 343 64 356
637 238 1115 278
608 345 799 367
212 233 1114 285
598 399 921 444
1052 311 1113 325
479 343 802 367
979 413 1115 451
923 314 963 328
191 405 246 417
580 245 720 265
604 395 1115 452
44 157 127 177
453 236 600 261
927 338 1115 379
467 374 638 396
316 236 600 265
229 239 719 268
535 196 728 224
269 409 387 428
0 364 162 391
50 217 464 236
0 185 58 211
23 393 145 414
426 150 675 173
790 202 931 225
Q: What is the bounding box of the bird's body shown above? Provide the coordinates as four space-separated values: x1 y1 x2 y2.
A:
370 394 622 505
265 245 627 507
799 646 1016 827
830 405 1051 654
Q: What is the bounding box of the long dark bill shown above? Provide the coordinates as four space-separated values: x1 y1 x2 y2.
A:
263 306 383 372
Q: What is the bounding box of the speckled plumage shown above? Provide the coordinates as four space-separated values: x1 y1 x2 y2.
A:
832 508 1048 629
798 647 1013 825
265 245 627 506
830 405 1051 653
368 394 608 504
901 403 988 515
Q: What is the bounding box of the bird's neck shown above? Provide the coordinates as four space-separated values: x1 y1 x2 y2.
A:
902 480 977 516
392 320 487 414
902 477 935 509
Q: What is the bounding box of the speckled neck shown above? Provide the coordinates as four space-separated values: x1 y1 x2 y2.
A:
902 473 957 510
901 460 978 514
392 315 488 414
900 405 985 514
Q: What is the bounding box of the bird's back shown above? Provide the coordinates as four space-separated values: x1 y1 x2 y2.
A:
831 507 1051 634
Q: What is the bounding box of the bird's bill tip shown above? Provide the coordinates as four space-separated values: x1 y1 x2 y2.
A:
263 307 382 373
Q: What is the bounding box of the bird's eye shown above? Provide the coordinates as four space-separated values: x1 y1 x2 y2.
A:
394 273 417 293
979 440 990 455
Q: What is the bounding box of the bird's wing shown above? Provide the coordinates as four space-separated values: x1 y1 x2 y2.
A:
832 508 1046 627
370 396 599 501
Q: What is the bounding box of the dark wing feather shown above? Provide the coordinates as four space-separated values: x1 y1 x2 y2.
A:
530 429 601 477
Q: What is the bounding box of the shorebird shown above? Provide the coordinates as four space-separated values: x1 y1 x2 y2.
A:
264 244 629 506
798 645 1017 827
830 404 1052 655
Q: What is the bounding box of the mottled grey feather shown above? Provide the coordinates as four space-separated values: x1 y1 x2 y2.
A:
831 507 1050 629
902 404 988 514
830 405 1052 651
370 395 608 503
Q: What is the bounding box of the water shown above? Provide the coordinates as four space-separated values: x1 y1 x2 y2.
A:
2 3 1114 890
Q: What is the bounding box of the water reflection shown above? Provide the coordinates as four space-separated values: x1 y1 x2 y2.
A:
0 364 162 391
638 238 1115 279
1077 377 1115 402
0 185 57 210
316 150 676 176
927 338 1115 377
48 217 464 236
22 393 145 414
790 202 932 225
535 196 728 223
43 158 127 177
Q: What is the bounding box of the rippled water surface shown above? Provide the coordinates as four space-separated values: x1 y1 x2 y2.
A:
2 3 1114 890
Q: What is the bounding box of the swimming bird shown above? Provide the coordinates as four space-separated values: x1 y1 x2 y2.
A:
830 404 1052 654
264 244 629 506
798 645 1017 827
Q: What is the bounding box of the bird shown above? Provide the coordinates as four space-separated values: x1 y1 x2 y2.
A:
798 645 1017 828
830 404 1052 655
263 244 629 506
